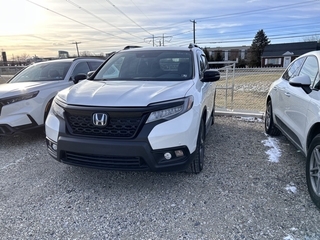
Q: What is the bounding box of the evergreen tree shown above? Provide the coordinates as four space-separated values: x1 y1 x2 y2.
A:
248 29 270 67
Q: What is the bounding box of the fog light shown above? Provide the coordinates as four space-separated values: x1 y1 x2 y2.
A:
175 150 184 157
52 143 57 151
164 152 172 160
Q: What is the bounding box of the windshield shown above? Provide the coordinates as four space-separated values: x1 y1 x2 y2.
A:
9 62 72 83
94 50 193 81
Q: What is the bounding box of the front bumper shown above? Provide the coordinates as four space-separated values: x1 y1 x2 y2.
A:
46 136 194 172
45 101 199 172
0 114 40 135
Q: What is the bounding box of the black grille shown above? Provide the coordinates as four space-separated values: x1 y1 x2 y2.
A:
63 151 149 170
66 112 143 138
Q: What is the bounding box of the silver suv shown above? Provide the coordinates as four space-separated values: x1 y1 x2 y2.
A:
0 57 104 135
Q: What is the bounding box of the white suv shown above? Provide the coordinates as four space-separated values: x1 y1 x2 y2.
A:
265 50 320 209
0 58 104 135
45 45 220 173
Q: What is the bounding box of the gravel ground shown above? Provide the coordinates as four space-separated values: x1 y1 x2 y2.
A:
1 116 320 240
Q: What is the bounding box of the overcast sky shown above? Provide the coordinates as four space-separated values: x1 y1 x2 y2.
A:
1 0 320 59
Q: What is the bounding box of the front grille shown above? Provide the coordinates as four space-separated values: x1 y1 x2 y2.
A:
65 111 145 138
62 151 149 170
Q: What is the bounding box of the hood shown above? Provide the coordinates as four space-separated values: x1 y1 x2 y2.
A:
58 80 194 107
0 81 63 98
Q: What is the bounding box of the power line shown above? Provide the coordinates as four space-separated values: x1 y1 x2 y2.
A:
25 0 145 44
196 0 319 21
66 0 144 41
144 34 172 46
105 0 153 36
130 0 151 22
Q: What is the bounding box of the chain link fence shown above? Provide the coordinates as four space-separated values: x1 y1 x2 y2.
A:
1 64 284 115
211 61 284 114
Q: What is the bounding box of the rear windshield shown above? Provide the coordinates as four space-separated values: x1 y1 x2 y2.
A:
94 50 193 81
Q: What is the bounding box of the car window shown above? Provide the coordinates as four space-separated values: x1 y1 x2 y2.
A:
197 52 207 78
71 62 90 78
299 56 319 88
9 62 72 83
282 57 306 81
94 50 193 81
88 61 103 71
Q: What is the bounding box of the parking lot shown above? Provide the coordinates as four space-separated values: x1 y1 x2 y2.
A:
1 116 320 239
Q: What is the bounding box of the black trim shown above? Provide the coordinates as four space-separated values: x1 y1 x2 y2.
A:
47 113 195 172
275 115 302 149
0 114 40 135
61 99 186 139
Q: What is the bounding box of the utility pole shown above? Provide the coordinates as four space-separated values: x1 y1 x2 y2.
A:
72 42 81 57
190 20 196 44
144 35 172 47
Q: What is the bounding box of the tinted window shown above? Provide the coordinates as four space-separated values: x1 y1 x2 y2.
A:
282 57 306 81
197 52 208 78
88 61 103 71
71 62 90 78
9 62 72 83
94 50 193 81
299 56 319 88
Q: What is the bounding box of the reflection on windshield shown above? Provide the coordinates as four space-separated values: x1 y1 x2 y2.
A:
94 50 193 81
9 62 72 83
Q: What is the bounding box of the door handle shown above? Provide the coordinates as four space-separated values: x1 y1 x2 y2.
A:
284 92 290 97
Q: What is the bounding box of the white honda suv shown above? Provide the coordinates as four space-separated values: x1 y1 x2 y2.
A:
45 44 220 173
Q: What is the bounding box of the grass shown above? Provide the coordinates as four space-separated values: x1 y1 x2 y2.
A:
215 72 282 112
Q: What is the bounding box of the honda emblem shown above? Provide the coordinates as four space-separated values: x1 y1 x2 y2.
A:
92 113 108 126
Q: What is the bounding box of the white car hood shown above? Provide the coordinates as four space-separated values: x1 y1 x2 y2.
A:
0 81 64 98
59 80 194 107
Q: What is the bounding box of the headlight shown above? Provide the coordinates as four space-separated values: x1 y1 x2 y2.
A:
0 91 39 106
51 98 65 119
146 96 194 123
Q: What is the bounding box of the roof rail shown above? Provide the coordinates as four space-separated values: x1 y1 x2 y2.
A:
123 46 142 50
188 43 200 49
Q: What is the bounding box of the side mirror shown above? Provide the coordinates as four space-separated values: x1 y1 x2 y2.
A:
202 69 220 82
289 75 312 94
87 71 95 78
73 73 87 84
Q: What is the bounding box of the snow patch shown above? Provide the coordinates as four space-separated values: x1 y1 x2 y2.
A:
239 116 263 122
240 117 256 122
283 235 295 240
262 137 281 163
285 183 297 194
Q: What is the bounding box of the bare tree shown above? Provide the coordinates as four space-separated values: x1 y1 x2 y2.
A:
304 35 320 43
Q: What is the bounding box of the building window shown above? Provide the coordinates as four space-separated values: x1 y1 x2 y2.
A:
265 58 281 66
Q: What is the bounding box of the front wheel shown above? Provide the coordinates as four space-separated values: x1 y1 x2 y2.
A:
265 99 281 136
306 135 320 209
187 119 205 174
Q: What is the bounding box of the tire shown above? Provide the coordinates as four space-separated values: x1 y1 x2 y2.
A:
306 135 320 209
187 119 205 174
265 100 281 136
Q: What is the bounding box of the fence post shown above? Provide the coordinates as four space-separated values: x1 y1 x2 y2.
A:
209 60 237 109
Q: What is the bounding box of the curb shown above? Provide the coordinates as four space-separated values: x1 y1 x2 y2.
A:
216 109 265 119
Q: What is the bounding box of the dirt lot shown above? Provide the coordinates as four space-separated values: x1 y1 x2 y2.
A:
1 116 320 239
